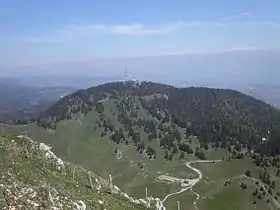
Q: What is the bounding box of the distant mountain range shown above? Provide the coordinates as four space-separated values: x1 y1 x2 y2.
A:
0 78 77 123
239 85 280 108
3 75 122 89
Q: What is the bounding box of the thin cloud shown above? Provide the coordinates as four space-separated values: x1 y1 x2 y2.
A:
164 47 261 55
247 21 280 27
22 21 224 43
63 23 168 36
163 50 194 56
21 36 58 43
21 29 73 43
222 12 251 21
113 24 163 35
24 15 280 44
22 35 62 43
19 11 279 44
227 47 258 52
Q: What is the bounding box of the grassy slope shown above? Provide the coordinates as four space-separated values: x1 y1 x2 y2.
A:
194 158 278 210
197 179 270 210
1 100 196 199
1 98 276 210
0 134 143 209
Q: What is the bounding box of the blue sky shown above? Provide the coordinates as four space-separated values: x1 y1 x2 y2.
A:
1 0 280 66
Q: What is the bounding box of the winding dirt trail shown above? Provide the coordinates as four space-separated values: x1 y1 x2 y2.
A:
162 186 191 203
161 159 221 209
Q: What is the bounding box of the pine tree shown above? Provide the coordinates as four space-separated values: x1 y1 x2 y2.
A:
276 169 280 177
271 181 276 190
179 151 184 160
164 150 168 160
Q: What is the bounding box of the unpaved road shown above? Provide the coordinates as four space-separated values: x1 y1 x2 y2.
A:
162 159 221 206
186 160 221 209
162 160 280 210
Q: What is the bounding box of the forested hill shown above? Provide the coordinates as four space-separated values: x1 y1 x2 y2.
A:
38 81 173 121
37 81 280 156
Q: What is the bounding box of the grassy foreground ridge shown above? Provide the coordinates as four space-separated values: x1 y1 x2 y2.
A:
0 133 144 209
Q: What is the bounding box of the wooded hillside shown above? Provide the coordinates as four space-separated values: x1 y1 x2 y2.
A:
36 81 280 156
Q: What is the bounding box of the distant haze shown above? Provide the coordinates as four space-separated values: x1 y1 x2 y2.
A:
2 50 280 87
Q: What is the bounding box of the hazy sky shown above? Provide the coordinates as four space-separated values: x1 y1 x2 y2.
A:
1 0 280 67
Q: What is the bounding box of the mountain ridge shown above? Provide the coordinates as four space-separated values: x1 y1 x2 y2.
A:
36 81 280 156
0 79 76 124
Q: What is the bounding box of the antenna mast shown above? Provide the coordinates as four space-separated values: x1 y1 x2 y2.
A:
124 68 128 82
108 174 113 193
